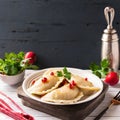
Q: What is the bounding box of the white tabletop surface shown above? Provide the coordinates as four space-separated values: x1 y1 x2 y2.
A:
0 70 120 120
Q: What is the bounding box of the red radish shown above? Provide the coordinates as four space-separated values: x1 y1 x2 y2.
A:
24 51 37 64
104 72 119 86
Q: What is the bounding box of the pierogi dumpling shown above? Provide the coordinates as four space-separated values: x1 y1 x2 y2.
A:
41 83 83 103
80 87 100 96
71 75 93 88
27 72 63 95
71 75 100 96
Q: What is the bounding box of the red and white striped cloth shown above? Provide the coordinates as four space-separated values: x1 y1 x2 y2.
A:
0 91 34 120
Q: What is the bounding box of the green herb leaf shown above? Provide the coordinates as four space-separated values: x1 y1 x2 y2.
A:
89 63 100 71
89 59 110 78
101 59 110 68
64 72 71 80
57 71 63 77
57 67 71 80
63 67 68 74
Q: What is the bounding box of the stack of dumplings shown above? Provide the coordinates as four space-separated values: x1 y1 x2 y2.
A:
27 68 100 104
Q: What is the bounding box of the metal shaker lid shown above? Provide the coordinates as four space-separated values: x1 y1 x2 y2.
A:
101 7 119 42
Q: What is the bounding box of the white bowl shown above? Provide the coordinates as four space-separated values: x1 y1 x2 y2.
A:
0 71 25 85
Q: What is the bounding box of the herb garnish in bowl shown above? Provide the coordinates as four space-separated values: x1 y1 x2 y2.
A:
0 51 39 85
0 51 38 75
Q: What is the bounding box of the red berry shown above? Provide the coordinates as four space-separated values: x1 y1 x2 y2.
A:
42 77 48 83
50 72 54 76
104 72 119 86
71 80 76 86
69 80 76 89
85 78 88 81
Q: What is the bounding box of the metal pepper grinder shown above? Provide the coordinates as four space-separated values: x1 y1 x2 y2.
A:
101 6 119 72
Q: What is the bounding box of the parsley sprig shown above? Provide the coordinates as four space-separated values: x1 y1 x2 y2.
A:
0 52 39 75
89 59 111 78
57 67 71 80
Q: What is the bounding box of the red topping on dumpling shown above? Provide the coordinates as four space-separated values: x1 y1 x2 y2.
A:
50 72 54 76
69 80 76 89
85 78 88 81
42 77 48 83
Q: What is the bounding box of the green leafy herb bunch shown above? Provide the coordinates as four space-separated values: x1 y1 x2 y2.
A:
89 59 111 78
0 51 39 75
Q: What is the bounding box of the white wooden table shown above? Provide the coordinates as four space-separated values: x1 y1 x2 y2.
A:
0 70 120 120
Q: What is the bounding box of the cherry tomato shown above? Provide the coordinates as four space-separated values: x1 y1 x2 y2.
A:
104 72 119 86
24 51 37 64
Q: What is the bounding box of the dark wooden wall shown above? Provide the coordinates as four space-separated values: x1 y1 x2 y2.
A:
0 0 120 69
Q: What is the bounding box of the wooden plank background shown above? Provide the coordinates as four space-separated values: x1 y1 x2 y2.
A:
0 0 120 69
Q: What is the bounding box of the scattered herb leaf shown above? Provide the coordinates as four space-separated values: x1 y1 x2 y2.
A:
89 59 111 78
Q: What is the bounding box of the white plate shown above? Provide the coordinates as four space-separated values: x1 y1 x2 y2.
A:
22 67 103 105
